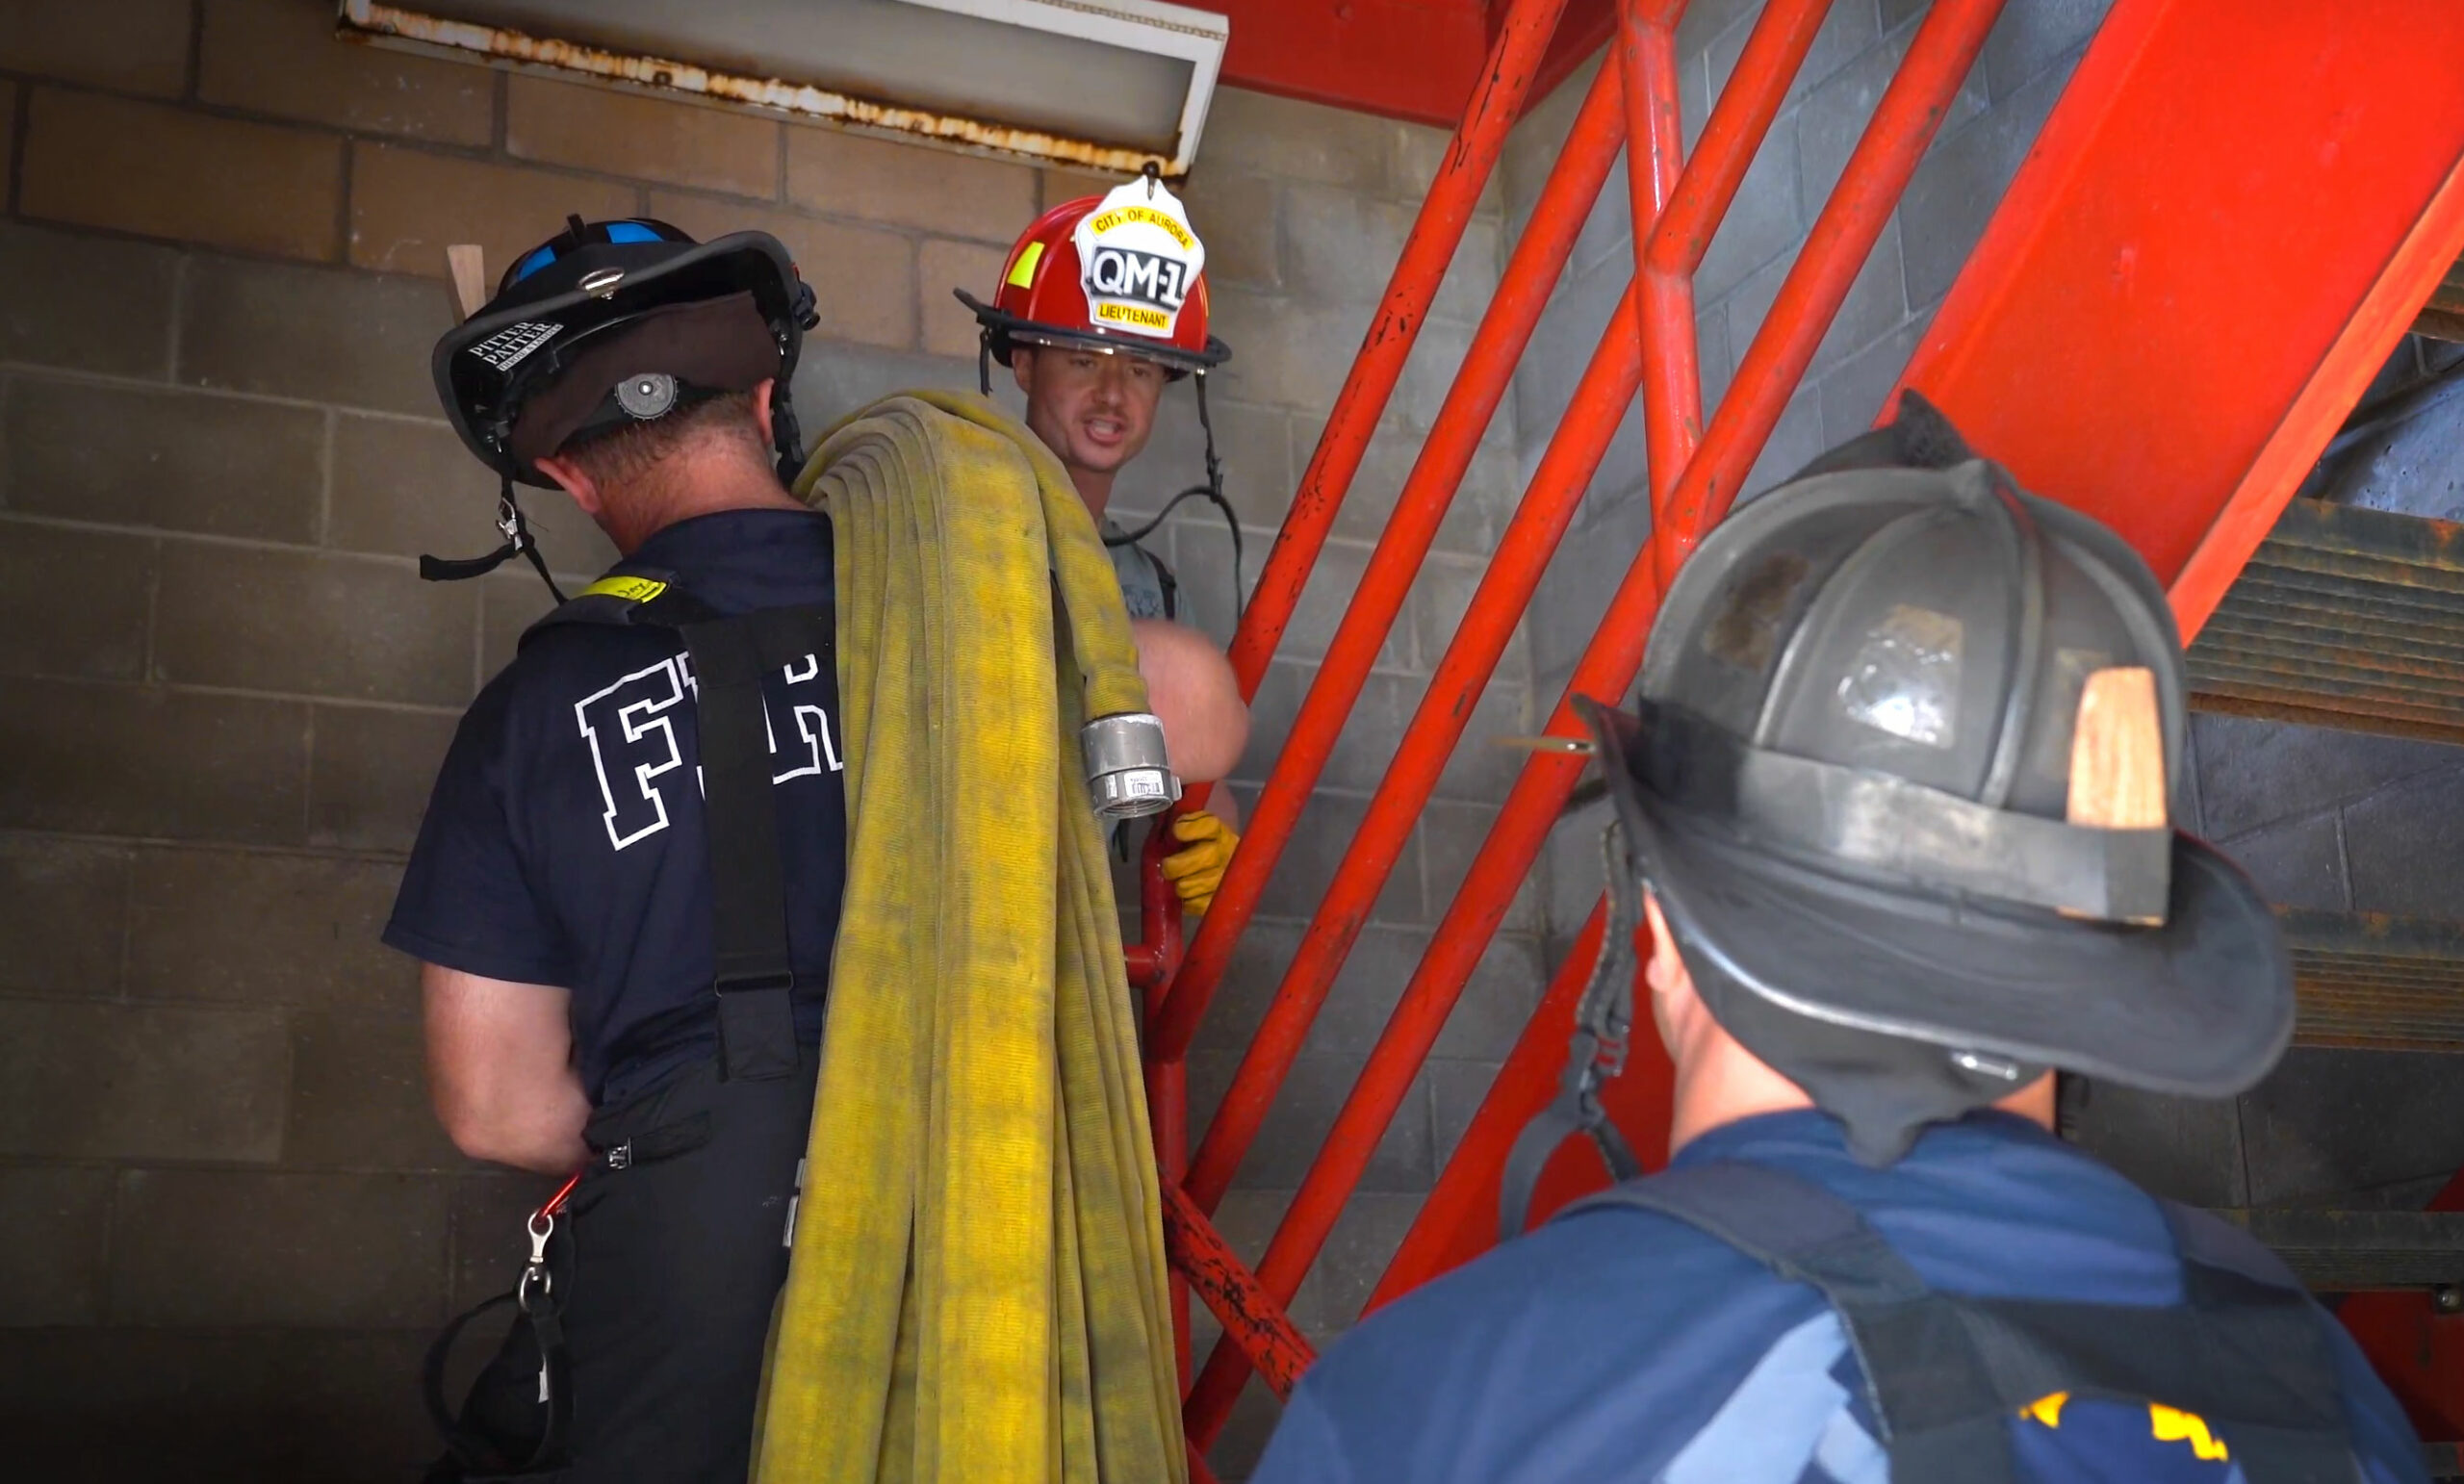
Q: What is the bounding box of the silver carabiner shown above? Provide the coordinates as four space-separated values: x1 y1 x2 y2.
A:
516 1208 556 1312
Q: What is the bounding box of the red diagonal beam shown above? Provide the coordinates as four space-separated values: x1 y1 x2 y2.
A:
1219 0 1573 704
1373 902 1605 1304
1148 33 1621 1068
1183 546 1663 1446
1180 275 1640 1215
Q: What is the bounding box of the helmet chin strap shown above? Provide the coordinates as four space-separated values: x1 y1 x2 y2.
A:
419 473 568 604
1098 371 1244 620
771 384 809 490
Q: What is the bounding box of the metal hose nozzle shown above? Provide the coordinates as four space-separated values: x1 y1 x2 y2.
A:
1080 711 1180 819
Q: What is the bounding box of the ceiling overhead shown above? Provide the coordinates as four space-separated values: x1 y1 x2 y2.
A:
1204 0 1609 126
340 0 1229 174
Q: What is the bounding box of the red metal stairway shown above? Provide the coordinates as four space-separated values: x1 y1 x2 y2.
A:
1132 0 2464 1465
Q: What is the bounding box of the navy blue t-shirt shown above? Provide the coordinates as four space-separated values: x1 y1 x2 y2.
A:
385 508 846 1105
1255 1110 2426 1484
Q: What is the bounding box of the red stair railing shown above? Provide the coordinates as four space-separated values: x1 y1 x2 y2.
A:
1146 0 1577 1069
1135 0 2011 1449
1127 0 2464 1459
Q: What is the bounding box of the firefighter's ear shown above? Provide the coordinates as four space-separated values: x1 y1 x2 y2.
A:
1642 892 1699 1050
750 379 777 447
534 453 603 522
1011 345 1037 397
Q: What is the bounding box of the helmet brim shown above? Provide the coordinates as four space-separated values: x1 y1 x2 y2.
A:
955 289 1229 377
1578 696 2296 1099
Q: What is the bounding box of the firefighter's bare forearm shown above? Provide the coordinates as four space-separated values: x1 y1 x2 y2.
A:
423 962 594 1174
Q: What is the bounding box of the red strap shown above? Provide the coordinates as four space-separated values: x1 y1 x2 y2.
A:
540 1168 584 1220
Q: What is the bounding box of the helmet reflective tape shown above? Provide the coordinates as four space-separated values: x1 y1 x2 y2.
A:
507 220 679 286
1006 241 1045 290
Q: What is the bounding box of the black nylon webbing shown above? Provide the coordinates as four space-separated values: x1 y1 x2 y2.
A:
1572 1162 2015 1483
680 606 831 1083
1560 1162 2362 1484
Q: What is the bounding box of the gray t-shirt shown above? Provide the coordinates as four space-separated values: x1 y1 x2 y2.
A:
1103 517 1177 621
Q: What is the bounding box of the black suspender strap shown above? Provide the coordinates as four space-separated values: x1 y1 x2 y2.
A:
1568 1162 2016 1483
679 606 831 1083
1152 549 1181 623
1559 1161 2364 1484
524 573 830 1083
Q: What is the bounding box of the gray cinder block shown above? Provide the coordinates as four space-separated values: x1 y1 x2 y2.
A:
0 1000 290 1162
0 680 309 845
126 845 412 1012
0 521 153 683
178 254 453 416
5 376 324 542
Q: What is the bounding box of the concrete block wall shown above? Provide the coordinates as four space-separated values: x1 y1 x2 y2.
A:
0 4 1519 1477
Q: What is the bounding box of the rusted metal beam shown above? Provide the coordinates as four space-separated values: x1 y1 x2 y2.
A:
1159 1183 1317 1400
2218 1208 2464 1292
2277 908 2464 1055
2188 499 2464 744
338 0 1223 175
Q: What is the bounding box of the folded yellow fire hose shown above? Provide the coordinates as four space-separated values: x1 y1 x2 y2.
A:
753 392 1187 1482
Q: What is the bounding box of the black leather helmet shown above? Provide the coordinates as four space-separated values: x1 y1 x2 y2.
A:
1581 394 2293 1160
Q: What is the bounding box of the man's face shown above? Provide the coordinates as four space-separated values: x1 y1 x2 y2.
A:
1014 345 1167 485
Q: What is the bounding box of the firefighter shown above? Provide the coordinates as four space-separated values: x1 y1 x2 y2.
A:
389 213 1216 1482
1250 397 2427 1483
960 168 1249 915
391 216 843 1482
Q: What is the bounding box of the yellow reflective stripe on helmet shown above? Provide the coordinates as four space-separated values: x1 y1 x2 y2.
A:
2018 1392 2068 1428
579 575 669 603
1006 240 1045 290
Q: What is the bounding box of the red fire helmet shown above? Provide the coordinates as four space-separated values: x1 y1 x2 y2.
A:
957 171 1231 379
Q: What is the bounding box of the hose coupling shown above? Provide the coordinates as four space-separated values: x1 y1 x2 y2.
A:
1081 711 1180 820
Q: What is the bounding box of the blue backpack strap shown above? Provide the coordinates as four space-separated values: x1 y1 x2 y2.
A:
1561 1162 2019 1484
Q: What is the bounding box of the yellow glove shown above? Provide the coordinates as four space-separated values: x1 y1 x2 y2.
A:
1159 811 1239 915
